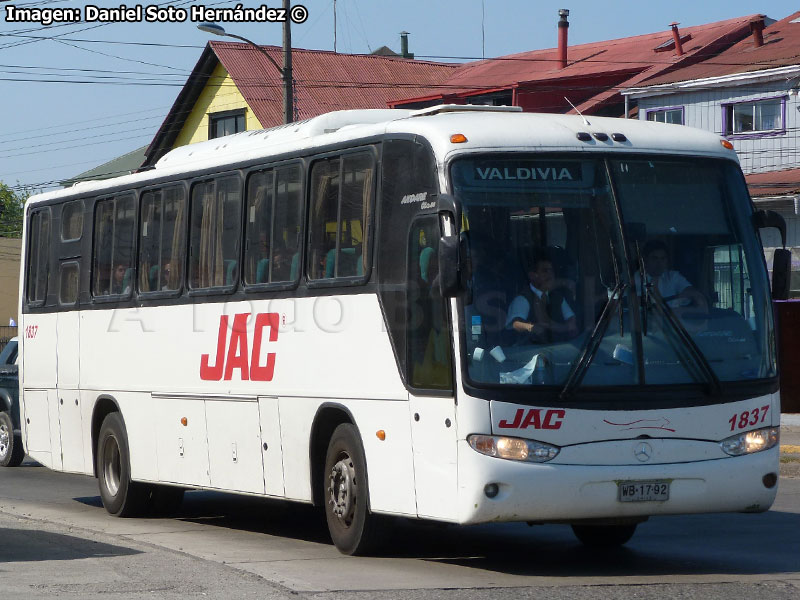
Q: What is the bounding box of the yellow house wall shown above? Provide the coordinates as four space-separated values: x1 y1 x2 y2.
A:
172 63 263 148
0 238 21 327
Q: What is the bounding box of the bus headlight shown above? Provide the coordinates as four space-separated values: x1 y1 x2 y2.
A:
720 427 779 456
468 434 559 463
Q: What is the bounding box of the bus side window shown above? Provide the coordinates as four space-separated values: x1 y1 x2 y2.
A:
92 193 136 298
59 261 79 306
407 216 453 390
139 186 186 293
272 165 303 283
26 208 51 305
189 176 241 290
244 170 274 284
308 158 340 280
308 152 373 281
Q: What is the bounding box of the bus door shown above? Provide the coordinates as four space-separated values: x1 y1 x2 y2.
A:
407 216 458 519
21 207 57 468
55 259 84 472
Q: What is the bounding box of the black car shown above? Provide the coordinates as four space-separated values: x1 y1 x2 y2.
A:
0 338 22 467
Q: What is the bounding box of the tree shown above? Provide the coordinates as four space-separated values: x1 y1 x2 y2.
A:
0 182 28 238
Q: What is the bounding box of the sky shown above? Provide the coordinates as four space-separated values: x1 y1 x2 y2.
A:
1 0 798 193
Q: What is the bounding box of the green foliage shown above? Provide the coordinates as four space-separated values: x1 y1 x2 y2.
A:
0 182 28 238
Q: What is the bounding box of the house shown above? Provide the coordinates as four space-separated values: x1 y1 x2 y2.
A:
142 11 767 169
391 11 763 119
61 145 148 187
142 42 456 167
620 12 800 278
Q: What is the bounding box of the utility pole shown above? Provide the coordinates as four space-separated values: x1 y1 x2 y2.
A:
283 0 294 123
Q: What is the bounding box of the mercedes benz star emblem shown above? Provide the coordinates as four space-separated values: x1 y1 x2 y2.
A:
634 442 653 463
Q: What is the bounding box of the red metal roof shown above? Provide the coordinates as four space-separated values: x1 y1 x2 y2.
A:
639 12 800 86
746 167 800 197
210 41 457 126
390 15 759 113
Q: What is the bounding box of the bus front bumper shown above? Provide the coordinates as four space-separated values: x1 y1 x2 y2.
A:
456 440 779 525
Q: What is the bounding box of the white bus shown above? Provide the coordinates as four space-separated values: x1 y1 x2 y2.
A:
18 106 786 554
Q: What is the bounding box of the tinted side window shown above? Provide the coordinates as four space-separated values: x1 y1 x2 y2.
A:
244 164 303 286
93 193 136 297
61 200 83 241
139 186 186 293
244 170 274 284
189 176 242 290
308 152 374 280
407 216 452 390
59 261 79 305
378 139 439 385
26 208 51 305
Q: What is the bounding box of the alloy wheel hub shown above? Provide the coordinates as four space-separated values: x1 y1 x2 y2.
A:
328 457 355 522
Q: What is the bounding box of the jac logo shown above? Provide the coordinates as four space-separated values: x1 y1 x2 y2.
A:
498 408 566 430
200 313 279 381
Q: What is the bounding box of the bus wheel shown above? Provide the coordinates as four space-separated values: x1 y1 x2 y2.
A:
96 412 149 517
0 411 24 467
571 523 637 547
323 423 380 555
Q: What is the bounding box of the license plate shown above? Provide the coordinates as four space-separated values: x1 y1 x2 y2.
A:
617 480 670 502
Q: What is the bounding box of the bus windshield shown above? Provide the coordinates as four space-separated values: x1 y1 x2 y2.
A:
452 154 776 394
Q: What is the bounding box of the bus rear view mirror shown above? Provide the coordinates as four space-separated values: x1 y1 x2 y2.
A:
439 234 460 298
772 248 791 301
752 209 787 248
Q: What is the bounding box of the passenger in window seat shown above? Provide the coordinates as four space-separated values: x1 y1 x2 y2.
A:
634 240 708 313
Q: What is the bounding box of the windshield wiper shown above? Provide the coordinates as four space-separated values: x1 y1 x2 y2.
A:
635 242 648 337
647 285 722 396
559 281 627 400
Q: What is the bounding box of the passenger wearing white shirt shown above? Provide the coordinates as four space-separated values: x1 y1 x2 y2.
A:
635 240 708 312
505 256 578 343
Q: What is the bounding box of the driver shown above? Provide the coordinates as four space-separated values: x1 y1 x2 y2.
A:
505 252 578 343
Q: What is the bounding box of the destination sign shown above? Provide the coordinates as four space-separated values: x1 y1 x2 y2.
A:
454 159 594 191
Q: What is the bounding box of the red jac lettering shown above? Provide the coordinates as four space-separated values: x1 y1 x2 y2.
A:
498 408 565 430
200 312 279 381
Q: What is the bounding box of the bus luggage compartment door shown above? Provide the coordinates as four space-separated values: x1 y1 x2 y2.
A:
154 397 210 487
206 399 265 495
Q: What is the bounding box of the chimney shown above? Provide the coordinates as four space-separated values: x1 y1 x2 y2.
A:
400 31 414 59
670 22 684 56
558 9 570 69
750 16 765 48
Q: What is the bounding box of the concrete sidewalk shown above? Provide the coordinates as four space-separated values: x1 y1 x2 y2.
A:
780 414 800 477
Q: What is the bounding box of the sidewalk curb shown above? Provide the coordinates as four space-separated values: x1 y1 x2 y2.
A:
781 414 800 426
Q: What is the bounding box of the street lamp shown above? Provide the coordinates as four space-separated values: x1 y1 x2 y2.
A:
197 22 294 124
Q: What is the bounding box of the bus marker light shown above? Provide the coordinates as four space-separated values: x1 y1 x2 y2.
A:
484 483 499 498
376 430 386 441
181 417 188 426
450 133 468 143
721 139 734 150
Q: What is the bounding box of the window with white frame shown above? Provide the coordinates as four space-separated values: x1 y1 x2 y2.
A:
724 98 784 135
647 107 683 124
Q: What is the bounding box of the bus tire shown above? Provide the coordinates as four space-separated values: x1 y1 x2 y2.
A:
96 412 150 517
571 523 637 547
0 411 24 467
323 423 381 555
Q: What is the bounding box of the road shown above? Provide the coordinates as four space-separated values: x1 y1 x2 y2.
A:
1 457 799 599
